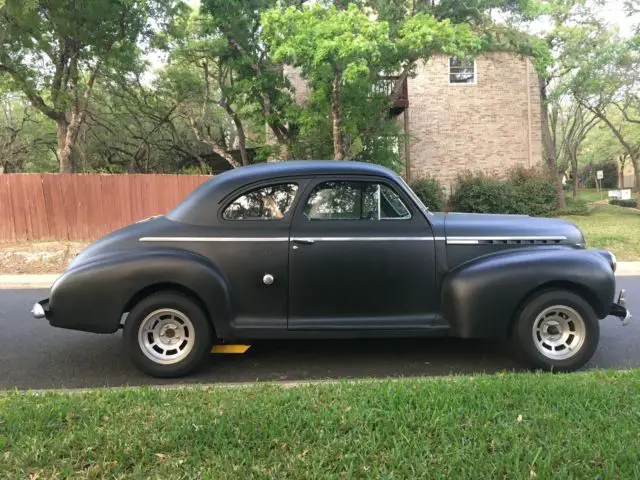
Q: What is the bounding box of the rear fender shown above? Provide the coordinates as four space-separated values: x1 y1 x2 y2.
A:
49 249 231 335
441 247 615 339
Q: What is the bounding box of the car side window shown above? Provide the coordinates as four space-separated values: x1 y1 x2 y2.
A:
304 181 411 220
223 183 298 220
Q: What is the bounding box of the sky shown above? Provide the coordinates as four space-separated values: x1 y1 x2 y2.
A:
601 0 638 36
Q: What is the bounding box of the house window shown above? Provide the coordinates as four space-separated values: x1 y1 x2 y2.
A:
449 57 476 84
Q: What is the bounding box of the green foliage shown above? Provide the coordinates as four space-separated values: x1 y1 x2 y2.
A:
409 176 445 211
0 94 57 172
579 161 617 188
263 4 394 85
609 198 638 208
449 167 556 216
508 166 558 216
449 172 519 214
555 197 590 216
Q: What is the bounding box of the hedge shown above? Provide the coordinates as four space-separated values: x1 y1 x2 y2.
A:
409 176 445 211
609 198 638 208
448 167 557 216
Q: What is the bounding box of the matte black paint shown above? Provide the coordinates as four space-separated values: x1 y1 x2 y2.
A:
39 161 621 342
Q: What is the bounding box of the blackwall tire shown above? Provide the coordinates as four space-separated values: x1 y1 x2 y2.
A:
511 290 599 372
123 291 212 378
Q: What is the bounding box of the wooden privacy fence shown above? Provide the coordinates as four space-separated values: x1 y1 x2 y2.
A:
0 174 211 243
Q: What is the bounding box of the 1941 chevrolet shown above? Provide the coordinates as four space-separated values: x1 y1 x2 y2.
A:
32 161 630 377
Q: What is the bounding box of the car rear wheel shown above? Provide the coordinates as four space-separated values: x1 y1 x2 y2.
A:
511 290 599 372
123 291 212 377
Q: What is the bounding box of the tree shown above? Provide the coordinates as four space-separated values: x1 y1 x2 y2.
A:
528 0 618 209
159 12 264 169
199 0 301 160
570 33 640 206
0 93 56 172
580 109 640 188
0 0 183 172
551 99 599 196
262 3 480 161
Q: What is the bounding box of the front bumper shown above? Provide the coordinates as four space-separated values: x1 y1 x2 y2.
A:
610 289 631 325
31 298 50 319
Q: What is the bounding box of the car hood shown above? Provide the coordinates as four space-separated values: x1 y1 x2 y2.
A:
444 212 585 247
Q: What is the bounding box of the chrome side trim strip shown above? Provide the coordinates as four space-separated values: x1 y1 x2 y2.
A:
139 237 289 242
292 236 436 242
140 235 563 244
140 236 446 243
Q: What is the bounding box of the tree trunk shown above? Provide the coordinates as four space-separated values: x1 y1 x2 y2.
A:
186 116 241 169
555 174 566 208
331 70 344 161
235 119 249 166
634 162 640 209
56 119 72 173
223 103 249 166
618 157 624 189
539 75 566 209
61 116 84 173
571 152 578 197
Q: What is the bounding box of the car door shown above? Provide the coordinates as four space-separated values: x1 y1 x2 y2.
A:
288 176 438 330
213 180 303 331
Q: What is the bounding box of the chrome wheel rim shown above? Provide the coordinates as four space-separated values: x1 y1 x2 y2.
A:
138 309 195 365
532 305 586 360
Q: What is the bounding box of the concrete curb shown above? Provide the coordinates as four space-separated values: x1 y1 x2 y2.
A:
0 274 59 289
615 262 640 276
2 262 640 289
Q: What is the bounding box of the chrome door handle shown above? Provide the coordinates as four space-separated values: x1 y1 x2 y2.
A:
293 238 315 245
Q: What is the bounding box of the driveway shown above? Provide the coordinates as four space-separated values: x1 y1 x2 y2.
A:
0 276 638 390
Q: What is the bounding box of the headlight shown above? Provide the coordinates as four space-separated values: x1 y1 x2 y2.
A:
609 251 617 272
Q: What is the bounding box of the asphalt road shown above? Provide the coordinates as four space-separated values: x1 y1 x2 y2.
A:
1 277 638 390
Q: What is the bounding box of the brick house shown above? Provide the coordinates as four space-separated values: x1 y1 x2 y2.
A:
285 51 542 191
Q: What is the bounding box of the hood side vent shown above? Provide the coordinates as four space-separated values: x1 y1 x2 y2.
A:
477 239 563 245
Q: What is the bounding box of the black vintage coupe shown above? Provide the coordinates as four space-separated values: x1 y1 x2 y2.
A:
32 161 630 377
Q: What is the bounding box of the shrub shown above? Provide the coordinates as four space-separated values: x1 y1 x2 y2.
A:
553 197 591 216
508 167 557 216
610 199 638 208
409 176 445 211
448 167 557 216
448 172 517 214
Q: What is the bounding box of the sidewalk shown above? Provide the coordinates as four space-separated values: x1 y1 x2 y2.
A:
2 262 640 289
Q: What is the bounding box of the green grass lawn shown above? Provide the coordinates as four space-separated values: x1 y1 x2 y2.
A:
564 191 640 260
576 188 607 202
2 371 640 478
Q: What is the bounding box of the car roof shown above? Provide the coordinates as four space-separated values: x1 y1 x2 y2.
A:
167 160 402 225
212 160 398 188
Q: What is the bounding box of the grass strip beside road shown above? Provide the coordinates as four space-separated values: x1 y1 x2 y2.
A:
2 371 640 478
564 204 640 260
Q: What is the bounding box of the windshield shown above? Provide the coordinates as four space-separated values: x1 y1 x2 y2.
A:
396 175 433 216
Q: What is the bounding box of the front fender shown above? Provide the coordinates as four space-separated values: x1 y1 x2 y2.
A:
48 249 231 335
441 247 615 339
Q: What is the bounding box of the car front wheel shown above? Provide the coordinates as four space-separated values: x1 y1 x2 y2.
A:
511 290 600 372
123 291 213 377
